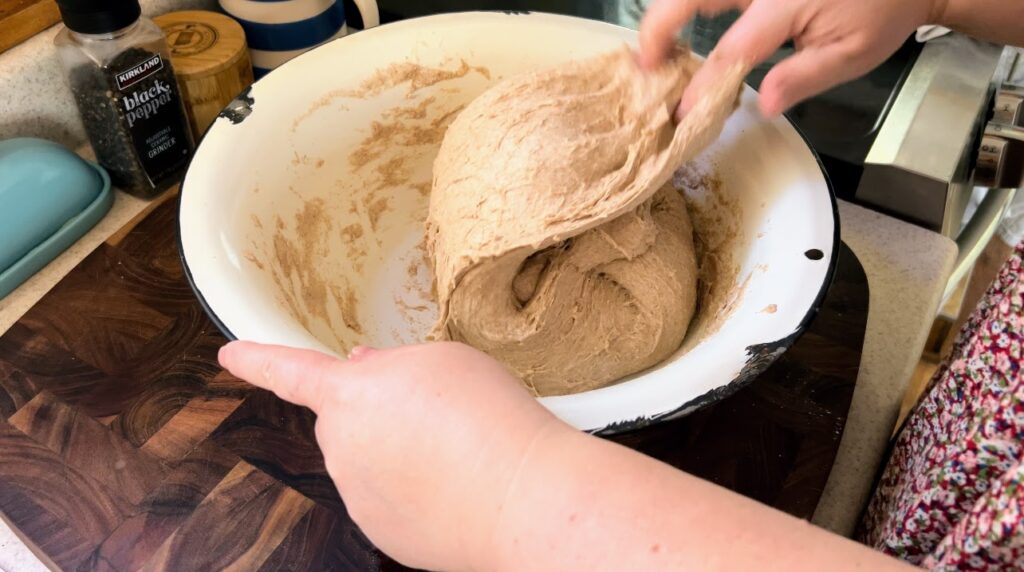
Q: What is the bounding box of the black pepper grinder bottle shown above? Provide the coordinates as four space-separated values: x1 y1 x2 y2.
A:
54 0 195 199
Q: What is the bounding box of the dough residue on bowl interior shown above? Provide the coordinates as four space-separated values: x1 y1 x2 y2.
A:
249 65 485 353
292 60 491 132
671 164 747 353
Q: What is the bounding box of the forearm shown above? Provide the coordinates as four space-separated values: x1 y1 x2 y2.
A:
937 0 1024 47
489 427 911 572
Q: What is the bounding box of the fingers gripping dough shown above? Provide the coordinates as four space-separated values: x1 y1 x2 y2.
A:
427 47 744 396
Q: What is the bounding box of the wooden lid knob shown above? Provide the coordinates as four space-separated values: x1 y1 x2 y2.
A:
154 10 249 80
153 10 254 138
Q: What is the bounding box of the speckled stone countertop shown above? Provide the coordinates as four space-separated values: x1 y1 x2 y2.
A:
0 192 955 569
814 202 957 535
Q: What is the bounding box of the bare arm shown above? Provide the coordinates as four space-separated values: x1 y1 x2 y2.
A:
939 0 1024 47
490 424 912 571
221 341 912 571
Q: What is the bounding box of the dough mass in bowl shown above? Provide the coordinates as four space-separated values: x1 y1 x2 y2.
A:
427 47 744 396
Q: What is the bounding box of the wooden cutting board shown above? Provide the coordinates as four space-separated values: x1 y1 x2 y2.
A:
0 0 60 54
0 199 869 570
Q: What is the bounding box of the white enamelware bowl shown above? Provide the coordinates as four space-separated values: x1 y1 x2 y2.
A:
180 11 838 434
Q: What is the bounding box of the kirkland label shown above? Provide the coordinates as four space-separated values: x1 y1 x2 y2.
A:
114 52 192 186
115 54 164 90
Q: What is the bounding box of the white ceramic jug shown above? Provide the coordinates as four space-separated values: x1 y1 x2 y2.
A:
219 0 379 77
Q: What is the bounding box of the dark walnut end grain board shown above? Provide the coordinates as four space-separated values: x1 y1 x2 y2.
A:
0 0 60 54
0 199 868 571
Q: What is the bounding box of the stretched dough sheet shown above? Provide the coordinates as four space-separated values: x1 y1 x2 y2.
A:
428 46 745 395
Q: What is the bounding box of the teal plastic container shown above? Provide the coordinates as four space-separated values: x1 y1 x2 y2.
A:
0 138 113 298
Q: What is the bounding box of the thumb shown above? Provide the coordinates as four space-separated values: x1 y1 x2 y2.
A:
219 340 342 413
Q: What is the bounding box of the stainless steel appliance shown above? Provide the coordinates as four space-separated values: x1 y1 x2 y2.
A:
849 37 1022 298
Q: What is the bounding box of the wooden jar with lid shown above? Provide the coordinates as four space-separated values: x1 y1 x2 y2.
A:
153 10 254 139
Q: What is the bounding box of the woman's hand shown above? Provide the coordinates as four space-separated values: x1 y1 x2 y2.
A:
218 341 565 572
220 340 915 571
639 0 943 117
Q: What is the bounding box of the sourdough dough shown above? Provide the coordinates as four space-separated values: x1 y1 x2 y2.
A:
427 47 744 396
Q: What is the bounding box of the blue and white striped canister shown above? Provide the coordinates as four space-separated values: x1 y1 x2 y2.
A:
220 0 379 78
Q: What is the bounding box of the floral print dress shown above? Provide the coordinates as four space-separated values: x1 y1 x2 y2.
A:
860 240 1024 570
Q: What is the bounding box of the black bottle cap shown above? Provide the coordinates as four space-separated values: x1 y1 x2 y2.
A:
56 0 141 35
